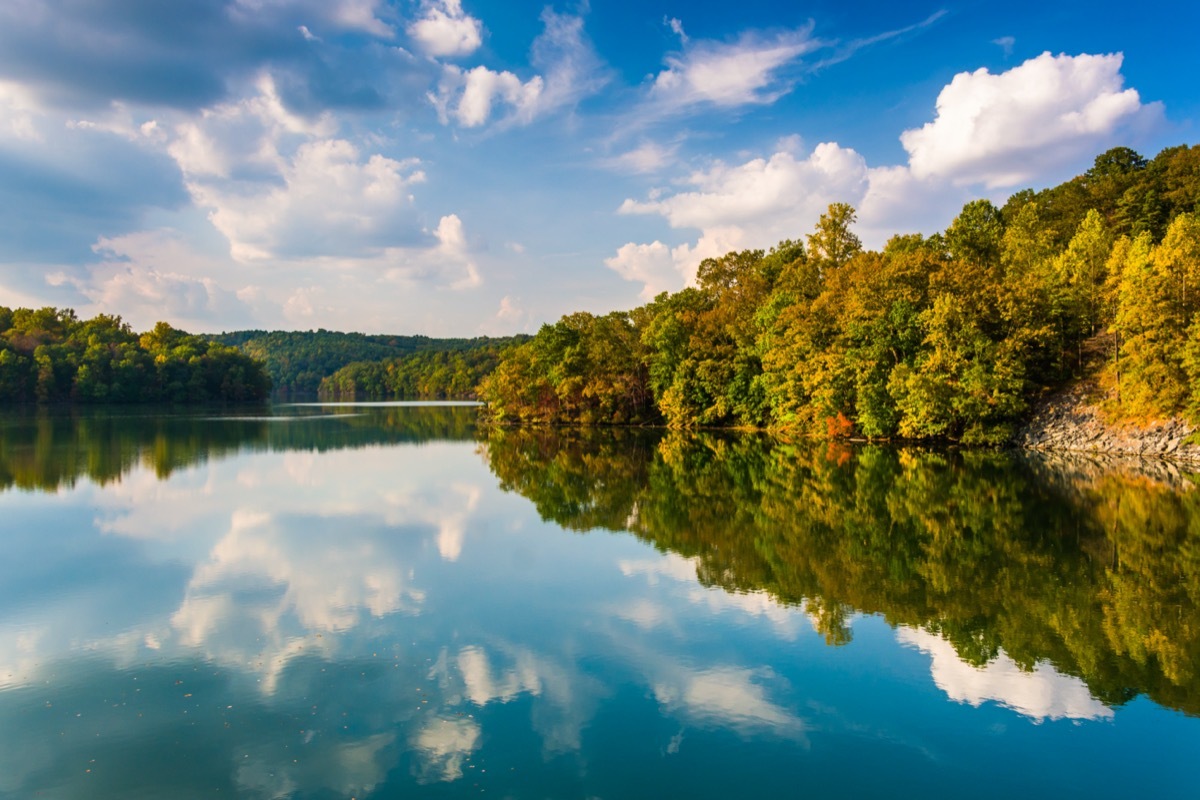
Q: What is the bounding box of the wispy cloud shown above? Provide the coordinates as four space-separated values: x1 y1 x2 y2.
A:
807 9 949 72
616 11 945 137
647 23 820 112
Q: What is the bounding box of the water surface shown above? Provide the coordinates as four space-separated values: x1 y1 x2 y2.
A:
0 405 1197 798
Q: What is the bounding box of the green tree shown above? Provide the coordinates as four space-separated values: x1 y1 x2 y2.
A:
806 203 862 274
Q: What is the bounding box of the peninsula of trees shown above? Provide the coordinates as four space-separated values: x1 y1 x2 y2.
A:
0 308 271 403
481 144 1200 443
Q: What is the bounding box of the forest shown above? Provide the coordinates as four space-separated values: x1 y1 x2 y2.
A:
480 143 1200 443
0 307 271 403
210 329 522 396
317 342 515 400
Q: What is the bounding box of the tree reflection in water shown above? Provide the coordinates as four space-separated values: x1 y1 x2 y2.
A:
482 426 1200 717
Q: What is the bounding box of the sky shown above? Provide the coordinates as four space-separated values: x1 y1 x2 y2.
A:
0 0 1197 336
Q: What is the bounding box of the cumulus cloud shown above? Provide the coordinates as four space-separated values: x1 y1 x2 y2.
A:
647 24 819 113
611 143 868 290
408 0 483 58
157 75 444 265
480 294 532 335
901 51 1162 188
604 241 683 299
191 138 426 261
620 144 868 231
429 8 606 128
431 65 544 127
77 231 259 329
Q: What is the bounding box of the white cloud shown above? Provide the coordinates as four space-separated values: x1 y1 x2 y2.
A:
82 232 257 328
480 294 532 335
620 144 868 230
611 143 869 292
428 9 606 129
495 294 523 320
161 76 437 263
192 138 426 261
328 0 394 37
604 241 683 299
993 36 1015 56
898 627 1114 722
408 0 483 58
432 64 544 128
0 79 42 141
424 214 481 289
168 74 338 180
857 164 978 245
648 25 818 112
665 17 688 45
900 51 1162 188
604 140 679 174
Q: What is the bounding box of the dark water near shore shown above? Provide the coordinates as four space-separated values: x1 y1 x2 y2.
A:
1 404 1198 798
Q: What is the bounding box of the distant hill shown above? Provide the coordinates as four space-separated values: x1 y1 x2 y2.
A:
209 329 527 396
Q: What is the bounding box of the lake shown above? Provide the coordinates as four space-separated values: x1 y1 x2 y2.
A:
1 404 1198 798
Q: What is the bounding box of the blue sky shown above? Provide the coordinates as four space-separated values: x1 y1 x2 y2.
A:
0 0 1196 335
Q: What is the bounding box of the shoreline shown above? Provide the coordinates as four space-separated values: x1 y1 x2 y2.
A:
1013 381 1200 466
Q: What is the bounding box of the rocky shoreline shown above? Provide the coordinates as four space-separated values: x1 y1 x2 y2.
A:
1014 382 1200 467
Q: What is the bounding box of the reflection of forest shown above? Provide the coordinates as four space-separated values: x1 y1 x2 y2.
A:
0 406 480 491
483 426 1200 717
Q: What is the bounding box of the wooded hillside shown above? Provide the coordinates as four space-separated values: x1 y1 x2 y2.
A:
481 144 1200 442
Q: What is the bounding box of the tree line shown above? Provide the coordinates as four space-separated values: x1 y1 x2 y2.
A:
317 342 518 400
0 307 271 403
480 144 1200 442
210 329 521 396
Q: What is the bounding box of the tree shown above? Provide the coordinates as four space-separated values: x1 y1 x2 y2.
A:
1110 233 1188 416
806 203 862 274
946 199 1004 268
1054 210 1114 341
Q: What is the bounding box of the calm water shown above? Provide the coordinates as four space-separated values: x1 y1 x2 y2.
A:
1 405 1198 798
